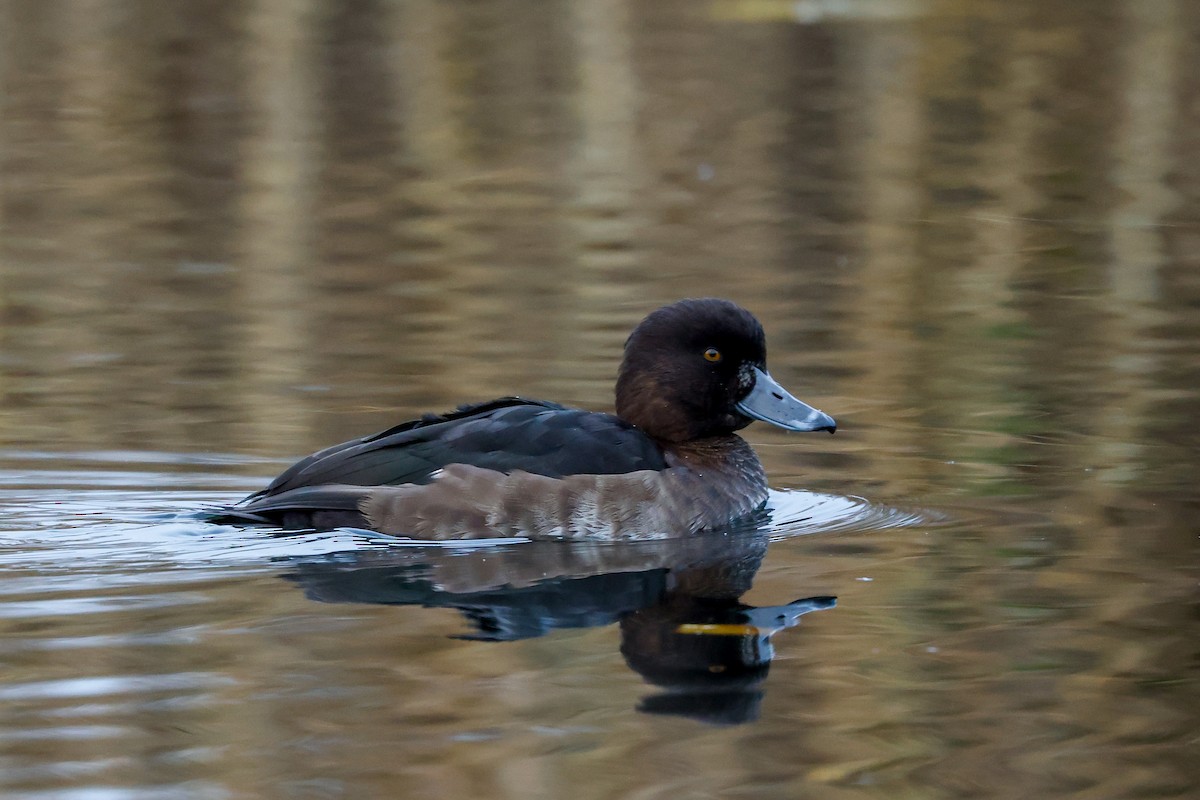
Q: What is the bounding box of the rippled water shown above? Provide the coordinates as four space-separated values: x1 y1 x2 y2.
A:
2 450 1194 797
2 0 1199 797
0 454 939 796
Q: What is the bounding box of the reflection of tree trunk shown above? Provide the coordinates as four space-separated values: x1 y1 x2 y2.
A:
392 0 469 234
569 0 638 257
944 22 1046 485
960 38 1038 327
388 0 491 400
839 25 923 490
557 0 647 412
0 3 67 440
235 0 318 451
1063 0 1188 763
59 2 153 446
1097 0 1179 487
0 4 53 397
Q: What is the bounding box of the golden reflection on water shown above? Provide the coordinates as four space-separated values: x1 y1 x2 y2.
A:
0 0 1198 797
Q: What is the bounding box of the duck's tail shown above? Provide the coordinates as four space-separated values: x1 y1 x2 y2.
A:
206 484 372 530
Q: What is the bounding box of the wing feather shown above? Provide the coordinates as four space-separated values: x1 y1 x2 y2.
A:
236 398 666 517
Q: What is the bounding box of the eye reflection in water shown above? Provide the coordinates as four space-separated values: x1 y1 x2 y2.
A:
282 529 835 726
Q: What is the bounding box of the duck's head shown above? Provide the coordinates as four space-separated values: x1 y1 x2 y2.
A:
615 298 837 443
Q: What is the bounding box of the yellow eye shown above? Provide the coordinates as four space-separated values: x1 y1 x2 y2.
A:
703 348 722 363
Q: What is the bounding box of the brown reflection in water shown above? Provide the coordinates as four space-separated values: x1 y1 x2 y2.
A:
0 0 1198 796
1 1 1190 488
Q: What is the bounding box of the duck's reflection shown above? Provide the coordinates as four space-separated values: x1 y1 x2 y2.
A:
283 530 834 724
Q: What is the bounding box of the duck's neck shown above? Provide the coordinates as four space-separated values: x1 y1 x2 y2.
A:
661 434 759 470
659 434 769 519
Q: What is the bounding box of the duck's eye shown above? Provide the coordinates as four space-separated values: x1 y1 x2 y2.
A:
703 348 722 363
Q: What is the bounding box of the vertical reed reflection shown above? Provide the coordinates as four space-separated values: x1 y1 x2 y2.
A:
0 2 1197 797
0 1 1194 492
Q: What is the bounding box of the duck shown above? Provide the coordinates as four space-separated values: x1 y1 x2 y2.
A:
218 298 836 540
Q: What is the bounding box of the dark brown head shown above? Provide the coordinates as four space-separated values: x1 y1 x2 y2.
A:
614 298 836 442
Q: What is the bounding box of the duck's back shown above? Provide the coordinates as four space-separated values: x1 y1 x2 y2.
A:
238 397 667 512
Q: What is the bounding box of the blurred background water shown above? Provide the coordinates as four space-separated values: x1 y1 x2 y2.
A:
1 0 1198 797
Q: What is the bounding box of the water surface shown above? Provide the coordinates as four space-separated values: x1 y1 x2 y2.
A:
1 1 1198 797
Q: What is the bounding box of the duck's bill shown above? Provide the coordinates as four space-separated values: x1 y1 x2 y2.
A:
737 367 836 433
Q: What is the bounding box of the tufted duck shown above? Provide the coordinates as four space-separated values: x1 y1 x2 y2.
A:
219 298 835 539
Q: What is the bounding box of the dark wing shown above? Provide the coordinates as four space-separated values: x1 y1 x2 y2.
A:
238 397 666 505
215 485 374 529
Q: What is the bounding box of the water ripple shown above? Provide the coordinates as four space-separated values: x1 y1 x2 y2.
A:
766 488 939 540
0 673 236 702
0 593 210 619
0 461 937 571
